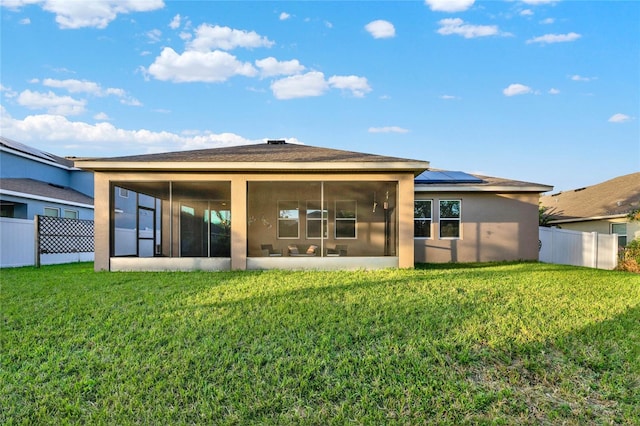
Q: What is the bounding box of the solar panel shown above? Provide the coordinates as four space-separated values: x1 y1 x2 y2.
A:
415 170 483 184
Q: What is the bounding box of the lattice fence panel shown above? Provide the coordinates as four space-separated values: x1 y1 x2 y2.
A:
37 215 94 254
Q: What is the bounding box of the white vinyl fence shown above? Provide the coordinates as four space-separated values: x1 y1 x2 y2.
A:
539 227 618 270
0 217 94 268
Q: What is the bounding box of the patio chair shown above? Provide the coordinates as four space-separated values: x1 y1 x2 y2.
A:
261 244 282 256
327 244 348 256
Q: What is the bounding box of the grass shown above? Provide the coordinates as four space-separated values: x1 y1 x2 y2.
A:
1 262 639 425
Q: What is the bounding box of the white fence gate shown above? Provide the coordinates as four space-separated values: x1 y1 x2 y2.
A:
0 217 94 268
539 227 618 270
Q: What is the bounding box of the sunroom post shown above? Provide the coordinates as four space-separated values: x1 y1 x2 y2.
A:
230 176 247 270
397 174 415 268
93 172 111 271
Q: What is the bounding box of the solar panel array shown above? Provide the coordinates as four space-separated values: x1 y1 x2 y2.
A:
415 170 484 184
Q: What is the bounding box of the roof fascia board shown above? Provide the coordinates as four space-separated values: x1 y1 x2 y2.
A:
1 146 77 171
415 184 553 193
74 160 430 173
548 214 628 224
0 189 94 209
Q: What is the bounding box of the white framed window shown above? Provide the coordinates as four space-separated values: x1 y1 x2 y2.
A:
439 200 461 239
278 201 299 239
611 223 627 247
44 207 60 217
306 201 328 239
335 200 357 239
414 200 432 238
63 209 78 219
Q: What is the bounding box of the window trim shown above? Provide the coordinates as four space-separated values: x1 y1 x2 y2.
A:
414 199 433 239
611 223 627 247
43 206 60 217
63 209 78 219
335 200 357 239
277 200 300 239
306 200 328 239
439 199 461 240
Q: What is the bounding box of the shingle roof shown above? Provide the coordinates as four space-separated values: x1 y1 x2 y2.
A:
74 142 431 173
80 142 423 163
0 178 94 206
540 172 640 221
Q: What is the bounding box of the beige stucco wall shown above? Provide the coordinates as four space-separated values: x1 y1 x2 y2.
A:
414 192 541 263
92 171 415 271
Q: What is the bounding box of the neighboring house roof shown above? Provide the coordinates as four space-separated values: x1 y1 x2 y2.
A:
540 172 640 223
0 178 94 207
74 141 431 174
0 136 75 169
415 169 552 193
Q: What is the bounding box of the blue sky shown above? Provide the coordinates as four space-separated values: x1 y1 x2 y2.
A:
1 0 638 192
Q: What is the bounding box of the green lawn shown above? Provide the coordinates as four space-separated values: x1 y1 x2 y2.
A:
1 262 639 424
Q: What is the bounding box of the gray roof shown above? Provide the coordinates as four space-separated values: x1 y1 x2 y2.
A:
540 172 640 221
77 142 426 164
0 136 74 168
0 178 94 206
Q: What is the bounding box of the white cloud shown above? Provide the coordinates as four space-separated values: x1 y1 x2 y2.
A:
146 28 162 43
169 14 181 29
540 18 555 24
17 89 86 115
0 107 299 156
608 113 632 123
279 12 290 21
147 47 258 83
425 0 474 12
93 112 110 121
520 9 534 16
503 83 533 96
19 17 30 24
522 0 557 4
526 32 581 44
570 74 595 82
437 18 499 38
548 88 560 95
365 20 396 39
42 78 101 94
2 0 165 29
270 72 373 100
368 126 409 134
270 71 329 100
328 75 372 97
255 57 305 77
41 78 142 105
440 94 459 100
188 24 274 52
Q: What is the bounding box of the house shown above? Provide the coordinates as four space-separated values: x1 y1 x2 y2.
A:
0 137 94 220
75 140 552 271
414 170 552 263
0 137 95 267
540 172 640 247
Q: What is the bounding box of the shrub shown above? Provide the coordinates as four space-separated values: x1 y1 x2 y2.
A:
616 238 640 273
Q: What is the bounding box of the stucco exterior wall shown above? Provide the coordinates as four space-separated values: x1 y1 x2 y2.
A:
414 192 540 263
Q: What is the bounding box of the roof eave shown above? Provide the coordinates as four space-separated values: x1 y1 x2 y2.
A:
548 214 629 224
74 160 431 174
415 184 553 193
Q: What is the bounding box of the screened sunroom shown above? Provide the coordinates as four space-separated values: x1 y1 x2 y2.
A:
76 141 428 271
